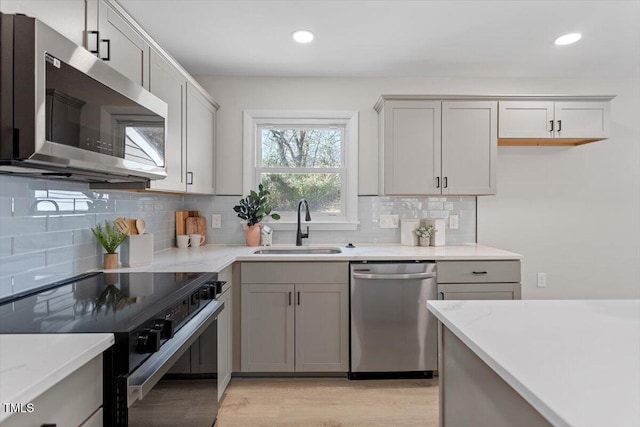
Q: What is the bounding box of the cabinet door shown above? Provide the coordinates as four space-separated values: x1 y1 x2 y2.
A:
554 101 610 139
217 289 232 400
442 101 497 195
295 283 349 372
186 83 216 195
241 284 295 372
96 0 149 88
0 0 85 46
438 283 521 300
382 100 441 195
148 49 187 192
498 101 554 138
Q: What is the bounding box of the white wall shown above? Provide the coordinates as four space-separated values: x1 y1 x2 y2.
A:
196 75 640 299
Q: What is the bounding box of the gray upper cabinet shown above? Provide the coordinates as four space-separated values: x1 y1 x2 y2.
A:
87 0 150 89
377 97 497 196
0 0 85 46
498 98 612 145
148 49 187 193
186 83 217 195
442 101 497 195
379 100 441 195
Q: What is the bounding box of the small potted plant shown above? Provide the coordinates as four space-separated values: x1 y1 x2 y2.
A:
233 184 281 246
415 225 435 247
92 221 128 269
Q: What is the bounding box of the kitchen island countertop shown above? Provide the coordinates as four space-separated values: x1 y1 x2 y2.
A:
115 243 522 273
0 333 114 422
427 299 640 427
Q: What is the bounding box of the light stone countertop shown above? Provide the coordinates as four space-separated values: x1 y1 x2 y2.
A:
0 243 519 422
115 243 522 273
427 299 640 427
0 333 114 422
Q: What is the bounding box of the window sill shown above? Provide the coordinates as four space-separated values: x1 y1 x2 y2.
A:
262 220 359 231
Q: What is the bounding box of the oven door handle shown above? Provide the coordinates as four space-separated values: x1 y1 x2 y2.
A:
127 300 224 407
352 272 436 280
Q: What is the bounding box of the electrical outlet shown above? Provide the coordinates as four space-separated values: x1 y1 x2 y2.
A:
449 215 459 229
211 214 222 229
537 272 547 288
379 214 399 228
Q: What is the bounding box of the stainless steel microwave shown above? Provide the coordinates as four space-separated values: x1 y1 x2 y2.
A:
0 13 167 186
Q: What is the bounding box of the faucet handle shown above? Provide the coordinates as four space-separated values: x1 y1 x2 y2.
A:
304 226 310 238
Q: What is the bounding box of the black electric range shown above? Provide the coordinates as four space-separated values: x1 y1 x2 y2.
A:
0 271 225 425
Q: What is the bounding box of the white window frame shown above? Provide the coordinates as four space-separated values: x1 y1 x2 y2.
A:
243 110 358 231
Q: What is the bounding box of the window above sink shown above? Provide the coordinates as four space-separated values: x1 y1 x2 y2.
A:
243 110 359 231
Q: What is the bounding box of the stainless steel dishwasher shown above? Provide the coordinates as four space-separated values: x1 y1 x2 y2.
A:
350 261 437 378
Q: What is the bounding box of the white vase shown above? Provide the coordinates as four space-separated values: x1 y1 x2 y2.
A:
419 237 430 247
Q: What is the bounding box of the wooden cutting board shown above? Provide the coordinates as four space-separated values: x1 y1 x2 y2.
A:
176 210 189 236
185 216 207 243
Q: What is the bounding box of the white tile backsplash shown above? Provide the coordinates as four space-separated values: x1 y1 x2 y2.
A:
188 195 477 246
0 174 477 299
0 175 184 299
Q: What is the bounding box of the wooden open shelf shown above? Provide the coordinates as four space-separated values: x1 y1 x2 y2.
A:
498 138 605 147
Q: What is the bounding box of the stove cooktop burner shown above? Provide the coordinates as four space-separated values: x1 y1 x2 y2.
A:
0 272 214 335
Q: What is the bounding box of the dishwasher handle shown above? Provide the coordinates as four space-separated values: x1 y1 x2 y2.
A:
352 272 436 280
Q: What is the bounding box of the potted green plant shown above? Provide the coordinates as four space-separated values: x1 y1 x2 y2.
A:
233 184 280 246
415 225 435 247
92 221 128 269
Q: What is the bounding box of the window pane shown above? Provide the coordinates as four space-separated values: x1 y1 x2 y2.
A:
261 173 341 214
261 128 342 168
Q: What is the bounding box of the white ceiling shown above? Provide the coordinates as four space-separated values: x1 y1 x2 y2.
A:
118 0 640 79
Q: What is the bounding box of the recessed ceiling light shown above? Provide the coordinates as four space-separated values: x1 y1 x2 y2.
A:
555 33 582 46
292 30 315 44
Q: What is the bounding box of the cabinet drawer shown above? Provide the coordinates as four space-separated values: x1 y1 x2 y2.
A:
437 261 520 283
438 283 522 300
242 262 348 284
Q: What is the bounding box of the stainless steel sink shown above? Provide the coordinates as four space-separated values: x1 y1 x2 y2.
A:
252 247 342 255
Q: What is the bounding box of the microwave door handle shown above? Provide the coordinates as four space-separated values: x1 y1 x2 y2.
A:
352 272 436 280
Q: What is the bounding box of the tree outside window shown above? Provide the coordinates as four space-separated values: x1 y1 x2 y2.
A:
258 125 345 219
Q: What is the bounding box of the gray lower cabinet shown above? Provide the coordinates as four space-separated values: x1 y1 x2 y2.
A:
241 262 349 373
437 260 522 300
217 266 233 400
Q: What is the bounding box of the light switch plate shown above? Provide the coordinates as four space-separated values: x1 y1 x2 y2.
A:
449 215 459 229
379 214 399 228
211 214 222 229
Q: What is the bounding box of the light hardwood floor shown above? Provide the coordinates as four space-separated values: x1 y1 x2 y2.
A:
217 377 439 427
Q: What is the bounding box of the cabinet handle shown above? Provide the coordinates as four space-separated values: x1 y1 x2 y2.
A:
297 291 300 305
41 424 57 427
187 172 194 185
288 291 292 306
557 120 562 132
549 120 554 132
472 271 488 275
443 177 448 189
436 177 440 188
86 30 100 55
100 39 111 61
